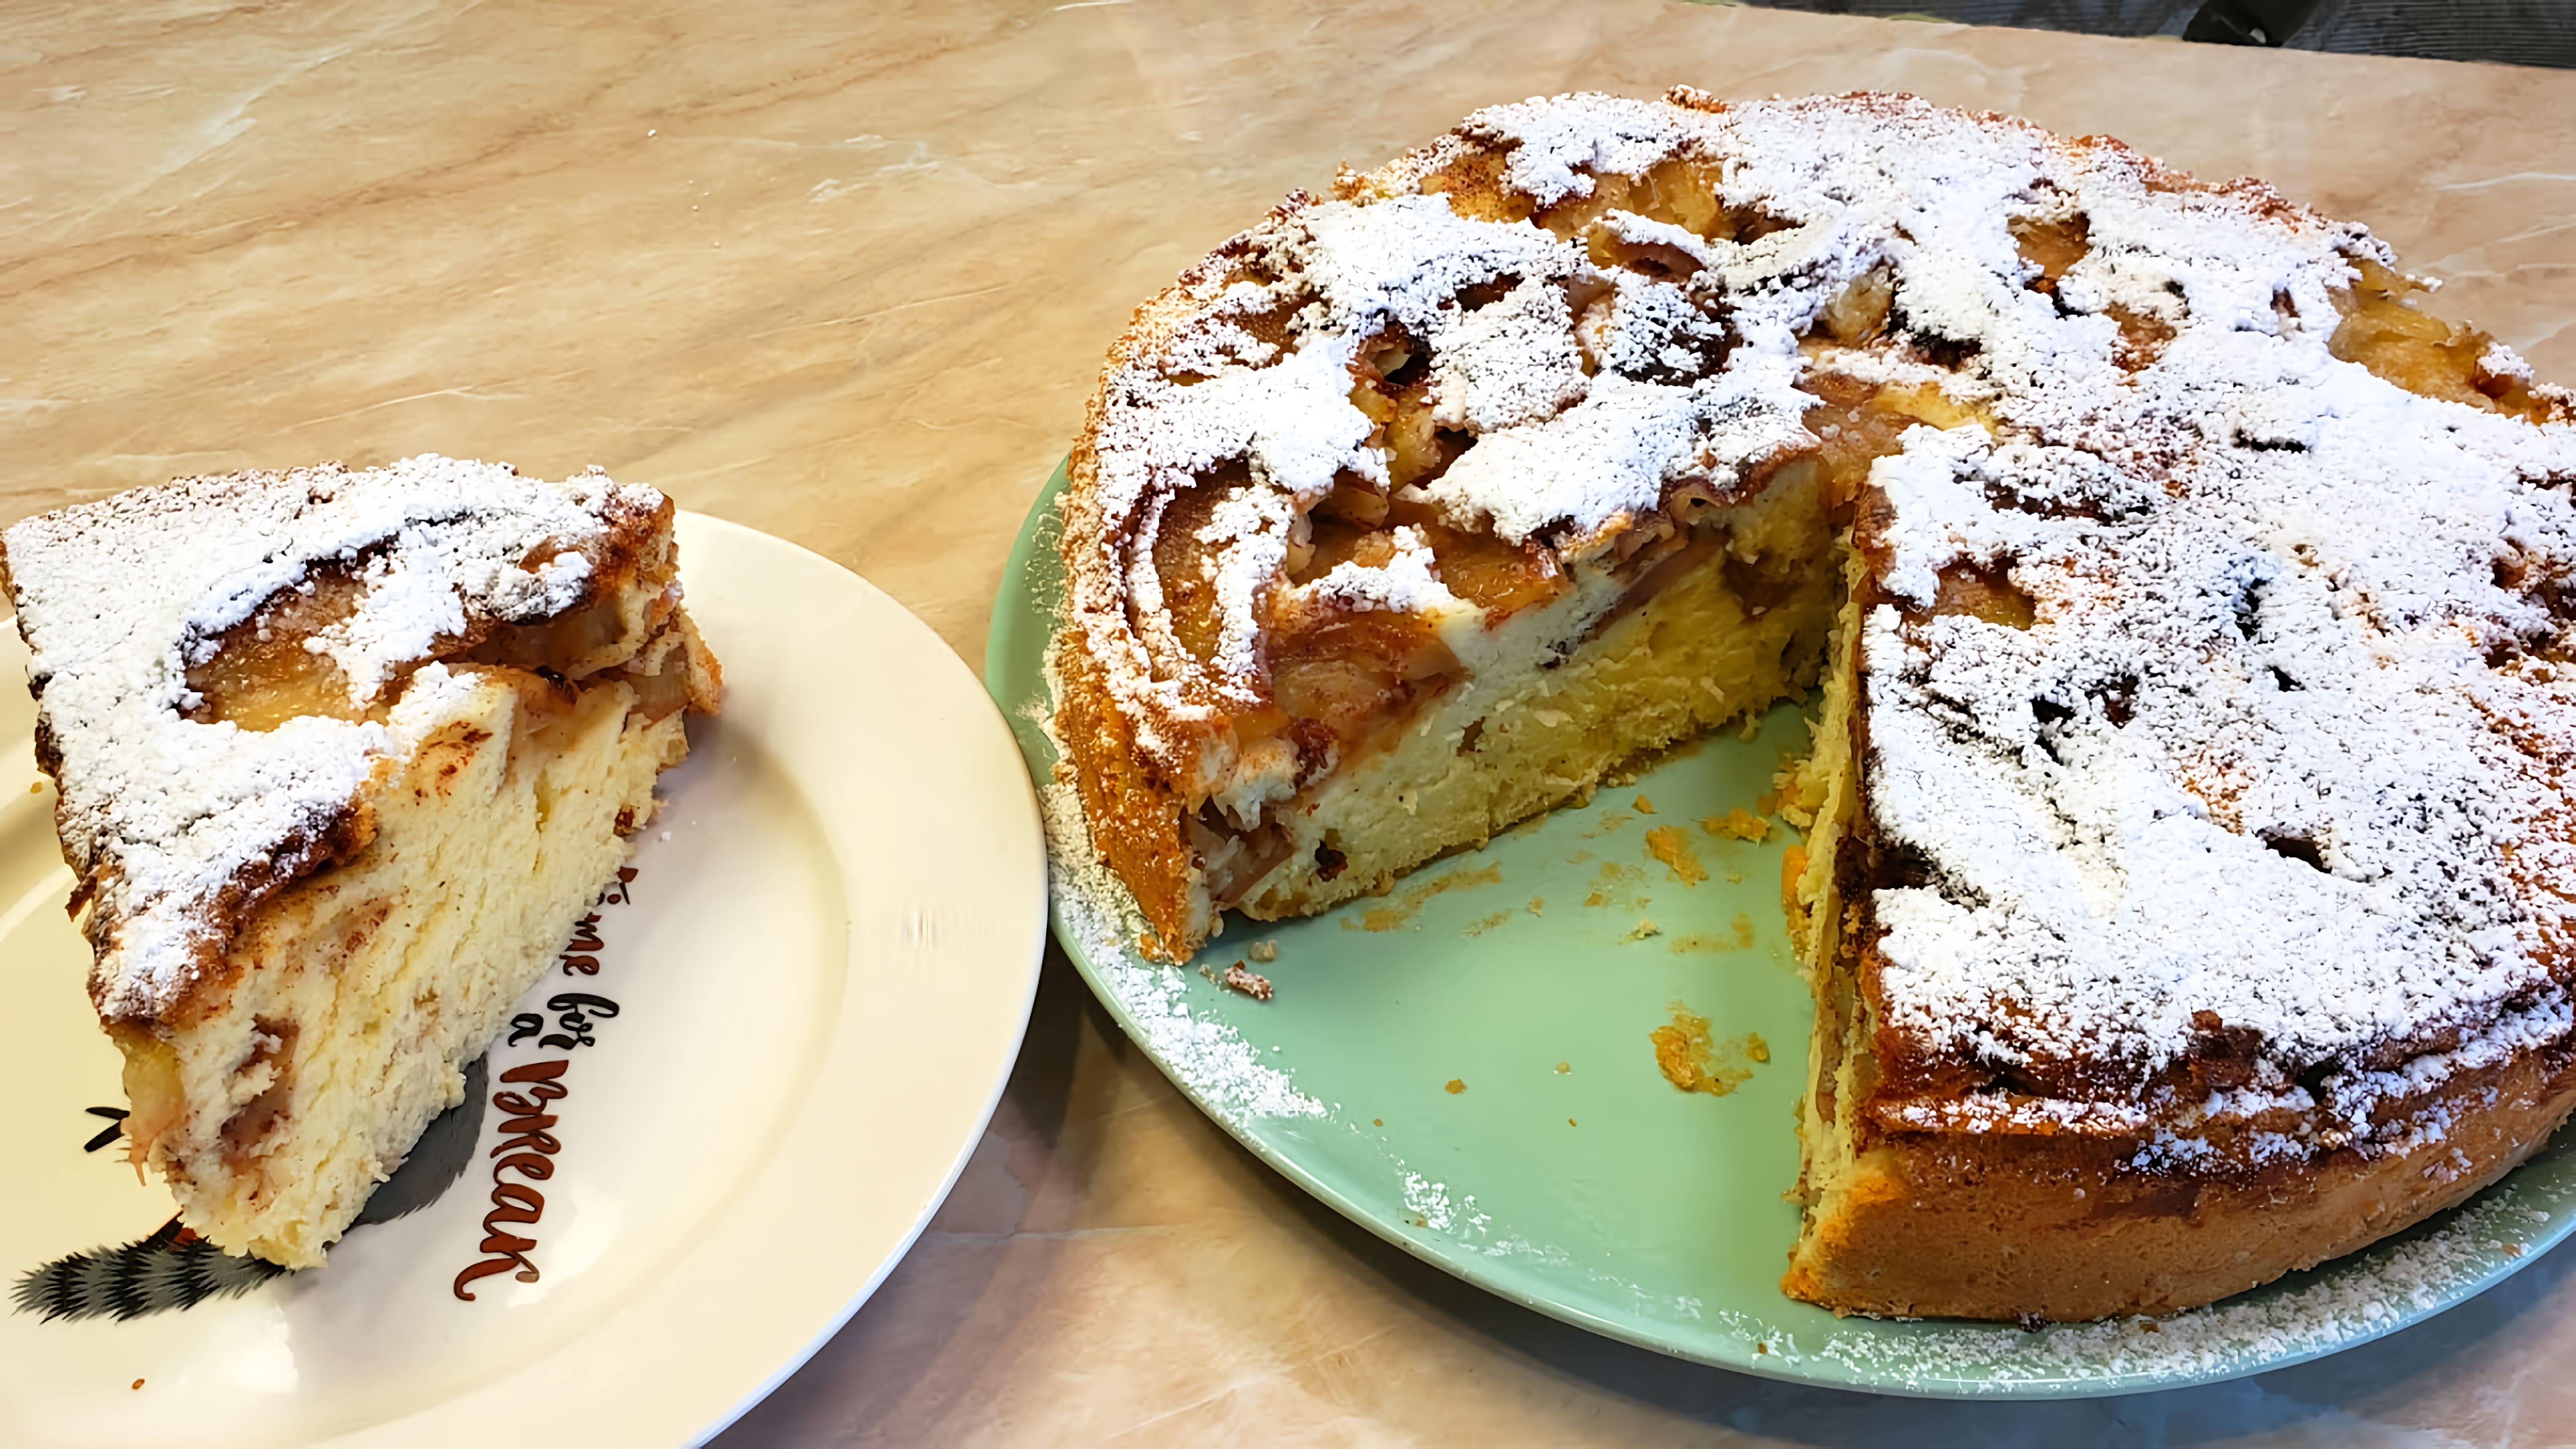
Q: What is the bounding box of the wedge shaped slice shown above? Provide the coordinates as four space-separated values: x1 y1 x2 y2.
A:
2 455 720 1267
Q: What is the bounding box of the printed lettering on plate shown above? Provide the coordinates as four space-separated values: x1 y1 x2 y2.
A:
452 868 639 1302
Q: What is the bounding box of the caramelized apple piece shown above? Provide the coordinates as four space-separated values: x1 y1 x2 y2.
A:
1800 376 1993 510
1419 149 1536 225
189 535 683 733
1929 562 2036 629
1269 613 1460 748
464 588 658 680
1186 806 1294 906
1537 159 1733 241
1150 474 1241 663
1586 221 1704 283
1350 337 1468 489
1421 523 1569 618
1638 158 1731 239
1314 478 1391 528
1819 267 1893 346
187 568 379 730
1873 382 1987 431
2010 214 2089 291
2329 258 2554 421
2106 304 2177 369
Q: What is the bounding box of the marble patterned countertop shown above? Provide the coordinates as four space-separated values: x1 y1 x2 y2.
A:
8 1 2576 1442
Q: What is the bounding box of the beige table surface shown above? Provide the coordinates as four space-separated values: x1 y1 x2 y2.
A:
11 1 2576 1442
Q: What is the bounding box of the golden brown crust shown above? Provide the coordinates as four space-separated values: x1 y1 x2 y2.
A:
1050 627 1206 959
1784 1038 2576 1321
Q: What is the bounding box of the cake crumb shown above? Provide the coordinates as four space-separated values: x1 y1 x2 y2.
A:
1444 1078 1467 1094
1568 1117 1578 1126
1374 1117 1384 1126
1669 914 1758 953
1528 895 1545 915
1585 859 1649 909
130 1379 144 1391
1633 793 1657 814
1463 908 1513 937
1669 913 1751 948
1622 918 1662 942
1555 1061 1571 1074
1246 940 1279 963
1701 808 1772 843
1645 825 1708 884
1220 961 1273 1001
1363 861 1503 931
1651 1004 1765 1096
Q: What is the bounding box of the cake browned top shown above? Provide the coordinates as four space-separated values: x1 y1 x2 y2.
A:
1060 89 2576 1155
2 455 673 1025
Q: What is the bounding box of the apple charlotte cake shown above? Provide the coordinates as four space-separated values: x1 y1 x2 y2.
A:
3 455 720 1267
1049 90 2576 1320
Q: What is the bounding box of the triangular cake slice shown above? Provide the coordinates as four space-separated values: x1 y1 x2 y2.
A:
2 455 720 1267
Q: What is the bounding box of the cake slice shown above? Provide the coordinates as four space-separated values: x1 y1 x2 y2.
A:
2 455 720 1268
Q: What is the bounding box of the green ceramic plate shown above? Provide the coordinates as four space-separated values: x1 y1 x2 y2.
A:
986 462 2576 1398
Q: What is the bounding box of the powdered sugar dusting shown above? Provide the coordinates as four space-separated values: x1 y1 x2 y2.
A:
1850 194 2576 1132
1463 95 1694 207
1421 372 1704 543
1284 526 1465 619
1065 89 2576 1157
3 455 661 1021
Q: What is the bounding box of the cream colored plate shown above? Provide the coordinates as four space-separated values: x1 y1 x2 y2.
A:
0 513 1046 1447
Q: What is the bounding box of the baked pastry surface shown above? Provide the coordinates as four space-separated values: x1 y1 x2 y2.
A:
3 455 720 1267
1050 90 2576 1320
